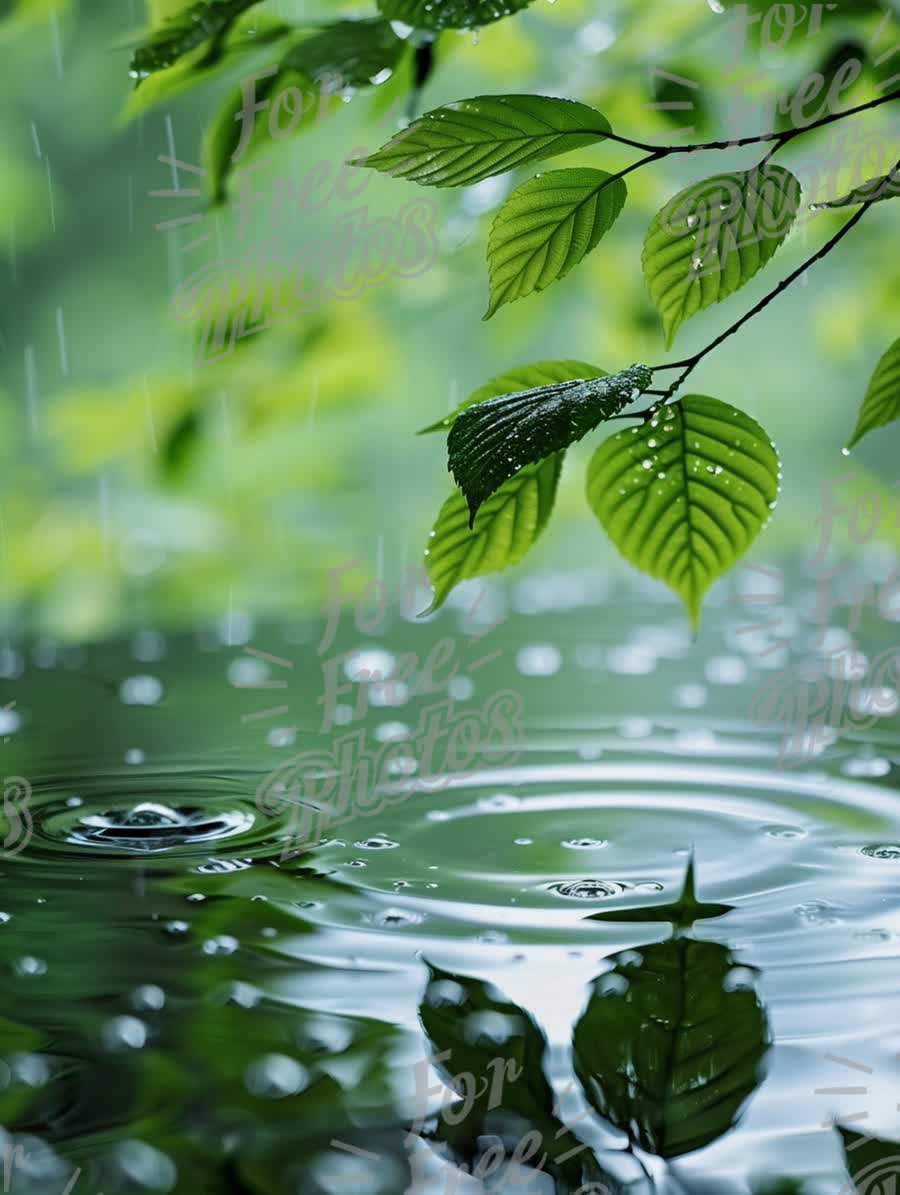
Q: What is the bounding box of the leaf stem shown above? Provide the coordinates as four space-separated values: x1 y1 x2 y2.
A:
646 157 900 404
604 87 900 156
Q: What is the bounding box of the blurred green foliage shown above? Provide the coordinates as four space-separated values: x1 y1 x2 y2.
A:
1 0 899 638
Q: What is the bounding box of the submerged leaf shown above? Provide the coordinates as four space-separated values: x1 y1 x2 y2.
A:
838 1125 900 1193
485 167 627 318
642 164 801 348
425 455 562 612
586 395 780 630
573 937 769 1158
352 94 611 188
449 364 652 525
847 336 900 449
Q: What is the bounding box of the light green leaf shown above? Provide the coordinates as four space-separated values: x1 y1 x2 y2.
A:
586 395 780 630
847 336 900 449
642 164 801 348
450 363 652 524
485 168 626 319
352 94 611 188
418 359 606 433
377 0 535 31
425 454 562 612
812 170 900 211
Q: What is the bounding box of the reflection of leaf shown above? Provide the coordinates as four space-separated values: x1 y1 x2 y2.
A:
847 336 900 449
161 410 200 480
485 167 627 318
418 963 607 1191
584 858 732 930
838 1125 900 1194
586 395 780 631
424 455 562 613
377 0 536 31
573 938 769 1158
448 364 651 525
353 95 611 188
419 359 606 434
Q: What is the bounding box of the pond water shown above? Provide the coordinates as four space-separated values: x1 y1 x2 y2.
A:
2 567 900 1195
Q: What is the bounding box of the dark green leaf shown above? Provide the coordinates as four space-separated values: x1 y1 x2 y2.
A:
584 858 732 929
162 410 200 480
573 938 769 1158
377 0 536 31
586 395 780 630
424 454 562 612
812 170 900 211
449 363 652 525
847 336 900 449
838 1126 900 1193
418 962 604 1191
282 19 405 89
418 359 606 433
130 0 265 81
485 167 627 318
642 165 801 348
352 94 611 188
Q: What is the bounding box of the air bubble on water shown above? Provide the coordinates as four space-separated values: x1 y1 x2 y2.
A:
354 836 398 850
15 956 47 977
203 935 239 956
103 1016 147 1050
165 920 189 935
186 893 205 903
448 675 474 700
0 708 21 735
860 844 900 860
0 913 10 925
216 982 261 1010
723 966 755 992
705 656 747 685
344 648 396 683
119 675 163 706
372 907 422 928
562 837 608 850
132 984 166 1011
516 643 561 676
245 1054 308 1099
795 900 842 925
761 824 806 840
125 748 145 765
12 1054 49 1088
673 683 707 709
514 837 533 845
375 721 410 743
842 755 891 778
267 727 296 748
113 1140 177 1192
479 793 520 812
548 879 628 899
66 796 82 807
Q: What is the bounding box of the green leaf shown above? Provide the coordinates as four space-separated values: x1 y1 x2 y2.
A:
377 0 535 31
449 363 652 525
586 395 780 630
485 168 626 319
584 857 732 930
838 1126 900 1193
642 164 801 348
352 94 611 189
282 19 405 89
813 170 900 211
425 454 562 612
418 359 606 434
572 937 769 1158
129 0 265 81
847 336 900 449
203 65 328 204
